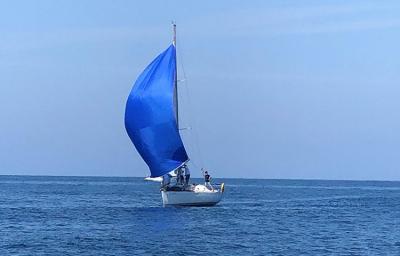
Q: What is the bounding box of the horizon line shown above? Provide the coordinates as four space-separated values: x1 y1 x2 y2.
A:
0 174 399 183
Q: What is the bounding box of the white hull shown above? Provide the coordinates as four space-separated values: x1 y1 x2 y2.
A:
161 185 223 206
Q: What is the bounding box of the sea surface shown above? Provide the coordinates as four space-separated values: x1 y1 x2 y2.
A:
1 176 400 255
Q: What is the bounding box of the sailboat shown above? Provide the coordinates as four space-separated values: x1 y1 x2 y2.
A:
125 24 224 206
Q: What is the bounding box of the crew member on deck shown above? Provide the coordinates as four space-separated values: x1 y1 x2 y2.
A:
174 169 179 184
179 167 184 185
203 169 213 190
176 168 182 185
184 165 190 186
161 173 171 190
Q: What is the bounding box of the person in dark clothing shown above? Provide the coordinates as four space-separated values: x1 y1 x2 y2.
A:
202 169 213 190
184 165 190 186
179 169 185 186
176 168 184 185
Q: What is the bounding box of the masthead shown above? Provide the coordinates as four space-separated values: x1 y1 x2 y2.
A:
172 22 176 46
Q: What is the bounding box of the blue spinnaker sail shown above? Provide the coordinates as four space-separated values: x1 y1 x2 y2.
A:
125 45 189 177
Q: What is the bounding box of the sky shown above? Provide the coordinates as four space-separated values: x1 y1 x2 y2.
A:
0 0 399 180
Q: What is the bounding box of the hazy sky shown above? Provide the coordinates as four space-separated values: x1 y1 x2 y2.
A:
1 0 399 180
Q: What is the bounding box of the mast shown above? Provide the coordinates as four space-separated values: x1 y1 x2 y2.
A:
172 22 179 129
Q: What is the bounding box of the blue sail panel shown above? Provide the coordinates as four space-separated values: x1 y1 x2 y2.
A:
125 45 189 177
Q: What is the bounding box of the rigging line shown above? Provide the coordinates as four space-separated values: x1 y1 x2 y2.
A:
176 34 205 171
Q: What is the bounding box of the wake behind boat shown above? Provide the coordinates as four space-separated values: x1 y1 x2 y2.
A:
125 23 224 207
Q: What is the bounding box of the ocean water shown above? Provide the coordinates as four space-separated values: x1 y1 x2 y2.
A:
1 176 400 255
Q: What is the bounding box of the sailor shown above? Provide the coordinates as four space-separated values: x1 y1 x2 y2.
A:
176 168 184 185
174 169 179 184
203 170 213 190
179 168 185 185
161 173 171 190
184 165 190 186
